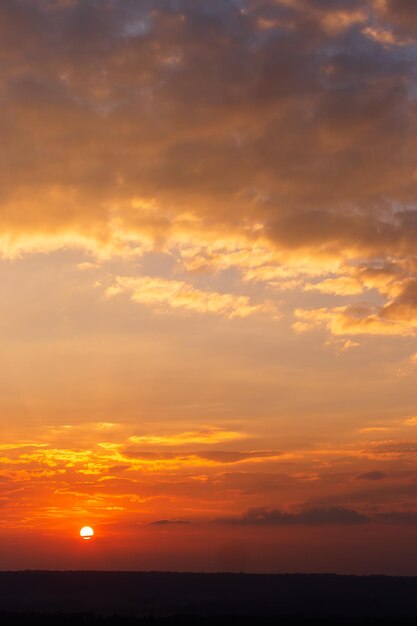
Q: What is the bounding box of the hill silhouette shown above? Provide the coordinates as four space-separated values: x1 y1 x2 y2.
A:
2 571 417 624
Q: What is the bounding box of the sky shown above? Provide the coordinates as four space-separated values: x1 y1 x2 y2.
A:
1 0 417 574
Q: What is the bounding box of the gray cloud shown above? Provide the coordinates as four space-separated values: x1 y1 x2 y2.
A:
216 506 370 525
376 511 417 524
150 519 191 526
0 0 416 335
356 471 387 481
217 504 417 526
122 448 280 464
376 0 417 37
0 0 415 250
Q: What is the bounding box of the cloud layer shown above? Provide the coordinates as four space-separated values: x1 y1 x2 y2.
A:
217 506 370 525
0 0 416 334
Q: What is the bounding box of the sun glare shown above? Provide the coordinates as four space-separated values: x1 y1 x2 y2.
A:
80 526 94 541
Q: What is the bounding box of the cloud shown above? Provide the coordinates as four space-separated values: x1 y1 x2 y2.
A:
217 506 370 525
304 276 364 296
7 417 417 533
377 511 417 524
356 471 387 481
150 519 191 526
128 429 246 446
293 267 417 336
105 275 276 318
0 0 414 296
121 448 282 468
371 441 417 457
217 504 417 527
0 0 415 347
374 0 417 38
193 450 281 464
293 302 417 337
362 25 410 46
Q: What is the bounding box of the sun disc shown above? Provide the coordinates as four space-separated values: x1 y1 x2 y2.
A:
80 526 94 540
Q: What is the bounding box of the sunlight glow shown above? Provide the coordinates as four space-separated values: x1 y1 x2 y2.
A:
80 526 94 541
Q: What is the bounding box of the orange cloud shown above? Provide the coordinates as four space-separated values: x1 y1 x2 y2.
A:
362 25 409 46
304 276 364 296
128 429 246 446
321 9 367 35
0 0 414 355
293 304 417 336
105 276 277 318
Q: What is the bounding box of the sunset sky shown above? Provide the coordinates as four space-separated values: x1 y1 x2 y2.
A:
1 0 417 574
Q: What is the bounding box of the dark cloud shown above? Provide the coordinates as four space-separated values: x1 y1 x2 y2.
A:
122 448 280 464
150 519 191 526
373 442 417 455
376 511 417 524
217 505 417 526
0 0 415 255
376 0 417 37
0 0 416 338
216 506 370 525
356 471 387 481
47 506 417 534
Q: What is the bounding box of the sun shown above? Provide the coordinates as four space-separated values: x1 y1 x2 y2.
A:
80 526 94 541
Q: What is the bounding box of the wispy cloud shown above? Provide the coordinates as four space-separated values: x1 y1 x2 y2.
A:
128 429 246 446
106 276 277 318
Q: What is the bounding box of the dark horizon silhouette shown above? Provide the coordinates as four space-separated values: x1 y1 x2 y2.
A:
2 570 417 623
